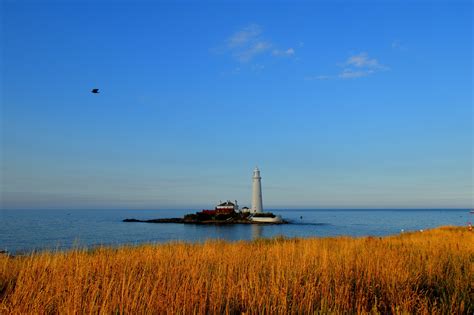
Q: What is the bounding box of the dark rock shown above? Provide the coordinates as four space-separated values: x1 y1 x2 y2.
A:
123 210 287 225
123 218 141 222
123 218 184 223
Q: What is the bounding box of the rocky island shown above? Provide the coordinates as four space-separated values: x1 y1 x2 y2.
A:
123 210 287 225
124 168 287 225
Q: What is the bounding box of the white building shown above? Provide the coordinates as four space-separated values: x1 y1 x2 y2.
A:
251 167 263 213
216 200 239 212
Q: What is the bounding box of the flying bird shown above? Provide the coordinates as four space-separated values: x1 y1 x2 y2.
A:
91 88 99 94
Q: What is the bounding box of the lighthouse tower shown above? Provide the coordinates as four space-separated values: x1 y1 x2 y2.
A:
251 167 263 213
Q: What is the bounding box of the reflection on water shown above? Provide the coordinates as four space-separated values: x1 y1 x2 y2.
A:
252 224 263 239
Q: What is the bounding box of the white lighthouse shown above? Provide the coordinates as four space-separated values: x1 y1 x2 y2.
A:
251 167 263 213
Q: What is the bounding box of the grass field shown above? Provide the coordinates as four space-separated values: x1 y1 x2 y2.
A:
1 226 472 314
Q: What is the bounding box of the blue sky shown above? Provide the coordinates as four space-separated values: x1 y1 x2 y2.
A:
1 0 472 209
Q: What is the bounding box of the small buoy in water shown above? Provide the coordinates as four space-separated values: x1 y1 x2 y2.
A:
300 216 303 220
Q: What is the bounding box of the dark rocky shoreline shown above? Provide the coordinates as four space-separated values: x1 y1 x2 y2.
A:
124 209 288 225
123 217 288 225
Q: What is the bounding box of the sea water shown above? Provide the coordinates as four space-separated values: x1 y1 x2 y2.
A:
0 209 471 254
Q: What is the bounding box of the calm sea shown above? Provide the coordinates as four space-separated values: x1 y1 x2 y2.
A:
0 209 471 254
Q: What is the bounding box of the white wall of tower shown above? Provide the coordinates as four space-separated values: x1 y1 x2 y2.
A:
251 167 263 213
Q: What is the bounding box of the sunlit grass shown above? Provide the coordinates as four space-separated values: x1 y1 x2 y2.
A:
1 226 472 314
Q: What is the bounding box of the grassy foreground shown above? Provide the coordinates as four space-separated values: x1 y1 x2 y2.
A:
1 227 472 314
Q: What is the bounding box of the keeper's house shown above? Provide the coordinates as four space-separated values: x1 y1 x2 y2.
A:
200 200 239 215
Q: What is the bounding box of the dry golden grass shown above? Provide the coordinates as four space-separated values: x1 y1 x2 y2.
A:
0 226 472 314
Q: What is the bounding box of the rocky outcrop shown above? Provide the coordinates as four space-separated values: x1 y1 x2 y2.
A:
123 213 287 225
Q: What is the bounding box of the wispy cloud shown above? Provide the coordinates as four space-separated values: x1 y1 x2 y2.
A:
272 48 295 57
338 68 375 79
221 24 295 63
344 52 386 70
227 24 262 48
309 52 388 80
235 41 272 62
224 24 271 62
